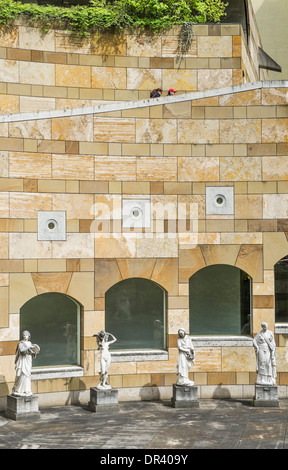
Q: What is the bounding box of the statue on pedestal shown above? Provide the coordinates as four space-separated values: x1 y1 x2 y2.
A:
12 330 40 397
94 330 117 390
176 328 195 387
253 322 277 386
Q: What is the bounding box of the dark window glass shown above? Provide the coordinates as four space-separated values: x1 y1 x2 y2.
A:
275 256 288 322
189 265 251 336
105 278 166 350
20 293 80 367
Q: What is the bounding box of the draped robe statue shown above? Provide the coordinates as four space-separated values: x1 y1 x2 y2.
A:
253 322 277 386
176 328 195 387
12 330 40 397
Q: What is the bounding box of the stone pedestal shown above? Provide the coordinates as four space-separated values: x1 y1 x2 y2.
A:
5 394 41 421
88 387 120 413
171 384 199 408
253 385 279 407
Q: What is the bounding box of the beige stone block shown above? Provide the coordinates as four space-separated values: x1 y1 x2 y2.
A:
19 96 55 113
220 156 261 181
222 347 256 372
161 35 197 57
221 233 262 245
201 245 240 267
20 61 55 86
52 154 94 180
0 27 18 47
162 69 197 91
263 194 288 219
95 156 136 181
55 30 90 53
9 233 51 260
52 233 94 259
0 273 8 287
0 234 8 259
262 156 288 180
198 69 233 91
151 259 178 295
55 64 91 88
136 119 176 144
198 35 232 57
9 273 37 314
247 182 277 194
192 347 221 372
38 179 65 194
94 233 136 258
262 88 288 105
262 118 288 143
247 106 276 119
94 259 122 297
163 101 191 119
94 117 135 143
53 193 93 219
122 182 150 194
235 195 263 219
252 309 274 335
136 157 177 181
126 34 161 56
179 245 206 282
178 156 219 181
19 26 55 51
9 152 52 179
109 361 137 376
235 245 263 282
0 287 9 327
164 144 192 157
253 270 274 296
0 151 8 178
136 234 177 258
220 119 261 144
0 354 16 382
52 115 93 142
263 232 288 270
0 95 19 115
31 272 72 295
116 258 154 281
10 193 52 219
167 309 189 334
0 193 9 218
9 120 51 140
66 272 94 310
219 89 261 106
127 68 161 90
0 59 19 83
178 120 219 144
91 66 126 89
37 259 65 273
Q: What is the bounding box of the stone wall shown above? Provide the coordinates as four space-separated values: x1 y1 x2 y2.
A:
0 12 286 407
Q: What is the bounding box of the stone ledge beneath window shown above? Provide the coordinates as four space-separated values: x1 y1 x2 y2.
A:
191 336 253 347
32 366 84 380
111 350 169 362
275 324 288 335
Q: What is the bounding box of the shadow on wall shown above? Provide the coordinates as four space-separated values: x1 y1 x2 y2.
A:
212 384 231 399
140 384 161 401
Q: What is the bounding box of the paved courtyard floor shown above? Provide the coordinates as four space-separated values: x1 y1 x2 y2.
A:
0 398 288 452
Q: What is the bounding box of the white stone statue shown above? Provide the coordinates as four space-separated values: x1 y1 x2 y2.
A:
253 322 277 386
176 328 195 387
12 330 40 397
94 330 117 390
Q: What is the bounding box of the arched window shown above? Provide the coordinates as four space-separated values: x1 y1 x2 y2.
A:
275 255 288 323
105 278 166 350
20 292 81 368
189 265 251 336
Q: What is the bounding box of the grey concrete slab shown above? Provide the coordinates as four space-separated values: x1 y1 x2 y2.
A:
0 398 288 452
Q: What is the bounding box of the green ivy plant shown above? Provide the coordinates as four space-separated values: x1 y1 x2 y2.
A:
0 0 227 36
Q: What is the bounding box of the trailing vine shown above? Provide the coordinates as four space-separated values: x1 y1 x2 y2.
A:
0 0 227 36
